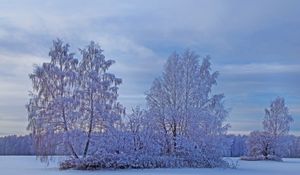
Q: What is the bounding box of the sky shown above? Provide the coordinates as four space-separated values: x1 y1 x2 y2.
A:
0 0 299 136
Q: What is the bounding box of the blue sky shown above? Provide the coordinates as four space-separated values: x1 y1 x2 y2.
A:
0 0 299 136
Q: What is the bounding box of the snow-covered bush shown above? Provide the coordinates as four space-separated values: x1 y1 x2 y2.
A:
245 131 274 159
60 153 229 170
241 155 282 161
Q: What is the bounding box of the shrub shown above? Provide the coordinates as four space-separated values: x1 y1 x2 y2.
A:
60 153 230 170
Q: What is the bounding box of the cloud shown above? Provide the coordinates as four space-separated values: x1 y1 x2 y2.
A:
0 0 300 136
218 64 300 75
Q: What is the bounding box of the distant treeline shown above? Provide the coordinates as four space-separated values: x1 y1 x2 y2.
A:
0 135 34 155
1 134 300 157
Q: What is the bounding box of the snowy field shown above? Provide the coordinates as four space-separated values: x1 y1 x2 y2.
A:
0 156 299 175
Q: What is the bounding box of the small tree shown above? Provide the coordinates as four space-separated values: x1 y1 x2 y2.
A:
263 97 293 157
245 97 293 160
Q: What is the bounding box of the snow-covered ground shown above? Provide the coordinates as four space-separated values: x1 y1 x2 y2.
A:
0 156 299 175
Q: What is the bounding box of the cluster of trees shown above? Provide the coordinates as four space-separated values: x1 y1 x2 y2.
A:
24 39 296 169
27 39 230 169
27 39 124 161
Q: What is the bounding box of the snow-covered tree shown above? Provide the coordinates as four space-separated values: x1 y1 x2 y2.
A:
27 39 79 160
263 97 293 138
77 41 124 157
146 50 229 166
245 97 293 160
263 97 293 157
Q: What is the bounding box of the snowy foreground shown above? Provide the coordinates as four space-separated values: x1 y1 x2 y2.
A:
0 156 300 175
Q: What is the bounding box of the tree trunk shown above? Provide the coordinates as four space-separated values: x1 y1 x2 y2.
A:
62 108 79 158
83 92 94 158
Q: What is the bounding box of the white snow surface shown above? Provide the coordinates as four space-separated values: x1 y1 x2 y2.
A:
0 156 299 175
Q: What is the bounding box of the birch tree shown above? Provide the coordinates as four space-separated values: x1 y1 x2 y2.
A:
245 97 293 160
27 39 79 159
146 50 229 163
263 97 293 157
77 41 123 157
